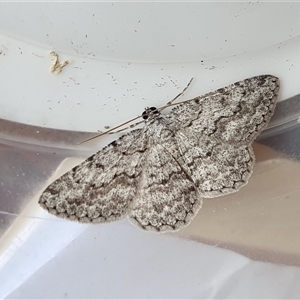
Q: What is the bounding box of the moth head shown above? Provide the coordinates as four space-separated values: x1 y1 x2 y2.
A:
142 107 160 121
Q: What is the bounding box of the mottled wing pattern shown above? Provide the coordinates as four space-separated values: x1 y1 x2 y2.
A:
39 129 148 223
168 75 280 145
129 143 202 232
163 75 279 198
171 130 255 198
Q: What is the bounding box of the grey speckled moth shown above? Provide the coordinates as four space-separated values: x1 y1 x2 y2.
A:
39 75 280 233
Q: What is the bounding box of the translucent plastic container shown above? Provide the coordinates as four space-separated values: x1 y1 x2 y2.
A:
1 2 300 298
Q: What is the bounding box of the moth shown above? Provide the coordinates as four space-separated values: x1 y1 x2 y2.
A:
39 75 280 232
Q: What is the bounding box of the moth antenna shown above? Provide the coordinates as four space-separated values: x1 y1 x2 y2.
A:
78 114 142 144
80 77 195 144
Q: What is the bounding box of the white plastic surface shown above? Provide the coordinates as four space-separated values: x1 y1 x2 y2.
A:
4 220 300 299
1 2 300 299
0 2 300 132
